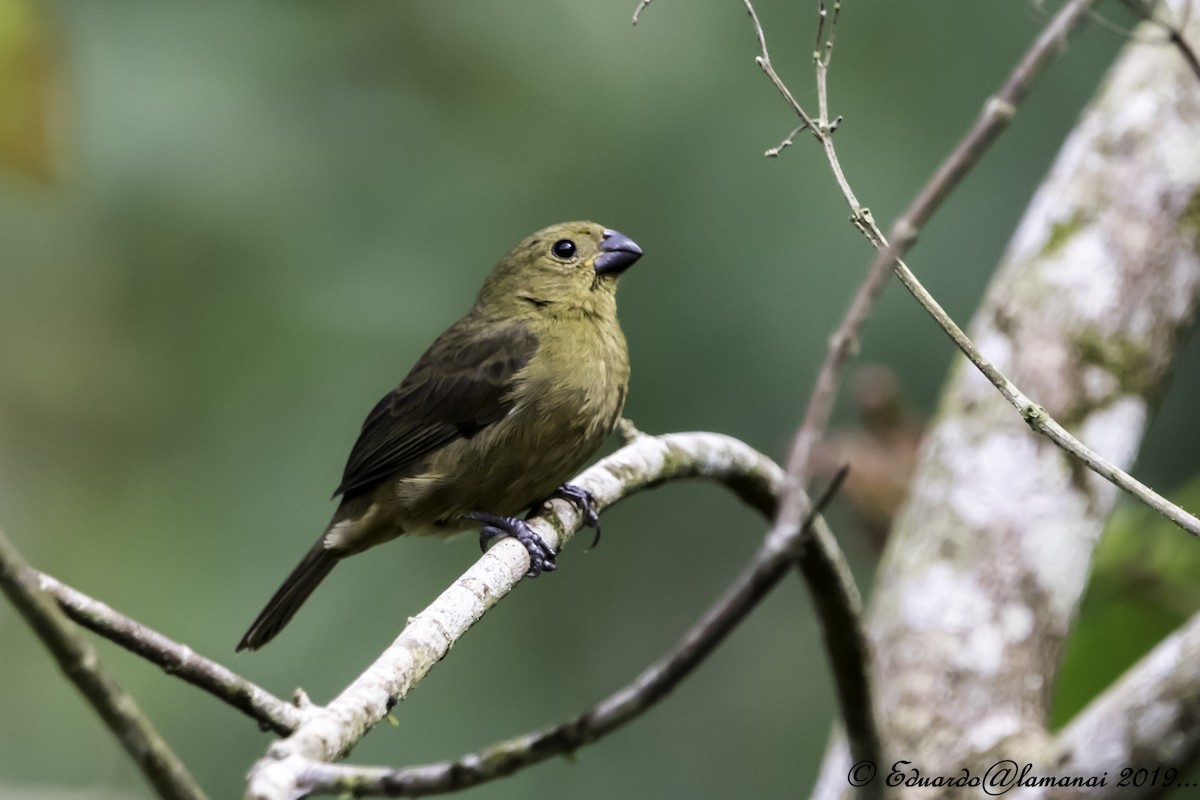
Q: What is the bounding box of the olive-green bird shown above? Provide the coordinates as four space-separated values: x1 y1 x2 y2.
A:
237 222 642 651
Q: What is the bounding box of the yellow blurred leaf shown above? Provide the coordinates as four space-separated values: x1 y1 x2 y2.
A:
0 0 60 181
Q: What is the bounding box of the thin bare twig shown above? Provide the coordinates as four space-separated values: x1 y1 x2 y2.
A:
632 0 652 25
35 572 303 735
745 0 1200 536
741 0 820 138
765 122 810 157
813 1 842 136
889 263 1200 541
728 2 885 787
768 0 1103 488
0 529 208 800
288 470 850 798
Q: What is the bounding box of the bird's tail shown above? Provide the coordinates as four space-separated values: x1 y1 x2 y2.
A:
237 539 339 651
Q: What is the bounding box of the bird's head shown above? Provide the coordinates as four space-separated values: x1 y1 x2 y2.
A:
477 221 643 319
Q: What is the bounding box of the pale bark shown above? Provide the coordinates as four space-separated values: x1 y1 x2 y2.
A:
815 6 1200 797
244 430 791 800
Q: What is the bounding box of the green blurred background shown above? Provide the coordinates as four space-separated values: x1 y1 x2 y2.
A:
2 1 1198 797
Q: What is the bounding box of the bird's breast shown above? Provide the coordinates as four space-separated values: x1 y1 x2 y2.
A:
377 315 629 531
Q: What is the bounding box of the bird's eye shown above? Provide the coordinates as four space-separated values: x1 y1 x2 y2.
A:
550 239 577 260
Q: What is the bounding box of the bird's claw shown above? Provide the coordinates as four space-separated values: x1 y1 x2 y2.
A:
553 483 602 548
468 512 557 577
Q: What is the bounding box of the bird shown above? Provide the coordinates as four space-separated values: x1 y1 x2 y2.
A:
237 221 643 650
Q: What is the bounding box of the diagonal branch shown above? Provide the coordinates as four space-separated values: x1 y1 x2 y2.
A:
244 431 802 799
1055 608 1200 800
35 571 303 735
0 528 208 800
742 0 1200 540
887 257 1200 539
287 471 850 798
763 0 1103 486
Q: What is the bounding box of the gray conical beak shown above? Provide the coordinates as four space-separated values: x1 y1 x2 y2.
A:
594 229 643 275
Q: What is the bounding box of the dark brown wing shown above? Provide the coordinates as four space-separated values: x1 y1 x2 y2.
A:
333 320 538 499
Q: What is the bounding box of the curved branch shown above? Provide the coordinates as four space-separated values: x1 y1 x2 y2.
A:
244 431 860 799
35 571 302 735
0 529 208 800
1055 609 1200 800
277 470 851 798
244 431 782 798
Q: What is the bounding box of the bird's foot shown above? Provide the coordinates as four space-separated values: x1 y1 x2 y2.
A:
468 512 557 577
552 483 602 548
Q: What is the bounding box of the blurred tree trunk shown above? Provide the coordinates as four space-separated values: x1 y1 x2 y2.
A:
815 6 1200 797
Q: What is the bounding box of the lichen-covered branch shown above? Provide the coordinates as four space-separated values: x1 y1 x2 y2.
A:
35 571 302 735
0 529 208 800
244 431 812 799
285 475 849 798
828 5 1200 796
1055 608 1200 800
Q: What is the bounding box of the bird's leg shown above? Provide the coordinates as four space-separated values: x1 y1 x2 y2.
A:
467 511 557 577
551 484 602 548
